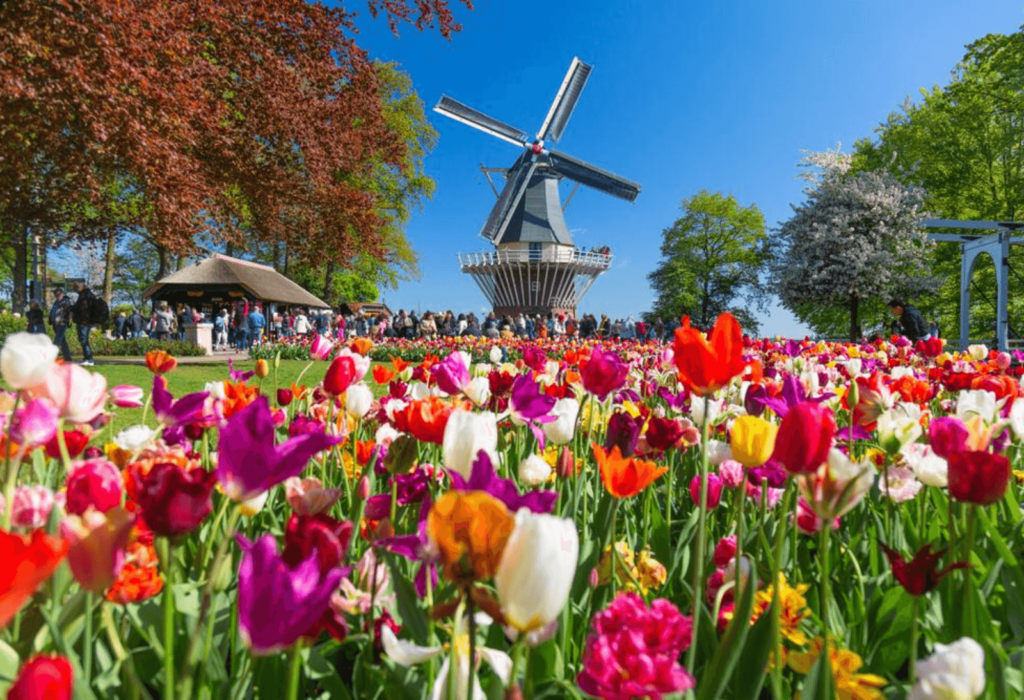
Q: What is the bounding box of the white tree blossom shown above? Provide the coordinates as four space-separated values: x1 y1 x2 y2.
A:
771 151 933 339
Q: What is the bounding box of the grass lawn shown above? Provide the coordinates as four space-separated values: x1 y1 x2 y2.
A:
91 358 333 433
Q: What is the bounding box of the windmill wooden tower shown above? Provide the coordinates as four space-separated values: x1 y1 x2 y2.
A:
435 57 641 317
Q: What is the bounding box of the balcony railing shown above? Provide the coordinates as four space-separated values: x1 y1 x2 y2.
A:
458 247 612 268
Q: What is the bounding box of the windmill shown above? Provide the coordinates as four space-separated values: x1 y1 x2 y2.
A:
435 57 641 318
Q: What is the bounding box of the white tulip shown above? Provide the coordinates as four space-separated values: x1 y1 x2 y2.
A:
1010 398 1024 440
205 380 227 400
706 440 733 466
723 555 756 598
956 389 1002 425
910 637 985 700
543 397 579 445
845 358 863 377
464 376 491 407
471 362 492 379
442 410 498 480
495 509 579 632
0 332 58 390
239 490 269 517
691 396 722 427
345 383 374 419
374 423 400 446
489 345 503 364
876 404 923 454
114 425 157 453
518 454 552 487
901 443 948 488
966 344 988 362
409 381 431 401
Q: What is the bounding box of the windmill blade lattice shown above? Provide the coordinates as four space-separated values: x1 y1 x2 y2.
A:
538 58 592 144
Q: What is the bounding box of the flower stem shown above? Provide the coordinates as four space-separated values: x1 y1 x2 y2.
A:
686 400 711 673
909 595 919 683
466 596 477 700
819 520 833 696
609 500 619 596
1 393 21 531
160 539 175 700
286 641 303 700
84 591 94 687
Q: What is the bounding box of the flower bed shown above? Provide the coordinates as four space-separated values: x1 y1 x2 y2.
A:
0 322 1016 699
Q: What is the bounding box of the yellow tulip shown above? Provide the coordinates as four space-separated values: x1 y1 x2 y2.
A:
730 415 777 468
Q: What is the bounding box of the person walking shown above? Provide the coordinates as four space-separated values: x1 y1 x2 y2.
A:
129 308 144 339
48 288 73 362
213 310 229 350
26 301 45 334
153 303 175 341
71 282 97 365
246 304 266 349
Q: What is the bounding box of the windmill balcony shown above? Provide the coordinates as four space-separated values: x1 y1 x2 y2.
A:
458 246 612 269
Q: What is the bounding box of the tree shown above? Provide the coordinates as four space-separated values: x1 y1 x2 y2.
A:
0 0 466 310
770 150 934 340
853 28 1024 340
647 191 768 334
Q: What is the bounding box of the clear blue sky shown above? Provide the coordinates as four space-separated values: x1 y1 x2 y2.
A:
349 0 1024 337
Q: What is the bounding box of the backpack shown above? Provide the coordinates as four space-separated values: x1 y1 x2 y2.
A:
90 296 110 326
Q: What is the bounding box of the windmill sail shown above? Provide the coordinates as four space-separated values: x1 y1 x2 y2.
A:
538 58 592 144
479 153 537 242
546 149 641 202
434 96 529 147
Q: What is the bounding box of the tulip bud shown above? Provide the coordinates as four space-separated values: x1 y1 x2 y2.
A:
772 402 835 475
323 355 356 396
276 387 292 406
65 459 123 515
356 475 371 501
689 473 724 509
556 447 576 479
588 568 600 588
254 359 269 378
8 655 73 700
1 332 59 390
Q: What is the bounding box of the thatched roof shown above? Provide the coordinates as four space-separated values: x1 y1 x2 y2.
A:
338 301 392 316
143 254 329 309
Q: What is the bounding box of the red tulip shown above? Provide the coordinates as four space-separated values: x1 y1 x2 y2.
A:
0 530 68 629
771 401 835 475
133 463 217 538
44 430 89 459
8 655 73 700
65 459 123 515
673 313 751 396
283 513 354 575
323 355 356 396
276 388 293 407
645 416 684 452
948 450 1011 505
879 542 968 596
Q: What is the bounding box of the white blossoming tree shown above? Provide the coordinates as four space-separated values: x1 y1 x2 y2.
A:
770 150 934 340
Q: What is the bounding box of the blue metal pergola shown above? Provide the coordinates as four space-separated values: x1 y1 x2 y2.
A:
923 219 1024 350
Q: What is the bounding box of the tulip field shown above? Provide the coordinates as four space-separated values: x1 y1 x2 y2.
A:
1 315 1022 699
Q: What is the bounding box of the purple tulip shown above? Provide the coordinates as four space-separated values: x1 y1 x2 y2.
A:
236 533 344 655
378 499 438 598
755 375 833 419
604 411 643 457
228 357 255 383
509 374 557 447
449 451 557 514
217 397 341 502
433 352 470 396
151 377 208 428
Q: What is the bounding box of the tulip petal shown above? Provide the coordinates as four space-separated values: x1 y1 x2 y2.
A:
381 626 443 666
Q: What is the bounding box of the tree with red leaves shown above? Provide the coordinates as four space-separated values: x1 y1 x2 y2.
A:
0 0 468 310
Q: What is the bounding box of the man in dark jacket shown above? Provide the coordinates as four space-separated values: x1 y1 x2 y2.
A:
49 288 74 362
888 298 930 342
72 282 96 365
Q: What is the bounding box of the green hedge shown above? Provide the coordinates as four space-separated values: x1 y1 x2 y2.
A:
0 314 206 357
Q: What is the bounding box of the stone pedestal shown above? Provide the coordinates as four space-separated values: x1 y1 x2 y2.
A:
185 323 214 356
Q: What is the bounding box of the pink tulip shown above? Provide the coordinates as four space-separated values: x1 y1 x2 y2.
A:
309 334 334 361
61 506 134 594
27 364 107 425
9 398 59 446
65 459 123 515
9 485 62 529
689 473 724 509
284 477 342 516
109 385 144 408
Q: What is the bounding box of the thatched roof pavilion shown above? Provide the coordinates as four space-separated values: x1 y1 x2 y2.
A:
143 254 329 309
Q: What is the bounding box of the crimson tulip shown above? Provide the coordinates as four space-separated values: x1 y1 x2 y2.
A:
646 416 684 452
580 346 629 400
65 459 123 515
879 542 968 596
323 355 356 396
133 463 217 538
283 513 354 575
8 655 73 700
771 401 835 475
948 450 1011 505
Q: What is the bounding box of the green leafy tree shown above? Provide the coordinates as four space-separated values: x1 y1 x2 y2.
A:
647 190 768 334
854 28 1024 340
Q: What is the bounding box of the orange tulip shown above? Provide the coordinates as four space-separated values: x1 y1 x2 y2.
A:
290 383 307 402
1 529 69 629
221 381 259 419
593 444 668 499
421 353 440 370
372 365 395 385
350 338 373 356
427 491 515 586
355 439 376 466
254 359 269 378
144 350 178 375
396 396 462 445
389 356 409 374
673 313 750 396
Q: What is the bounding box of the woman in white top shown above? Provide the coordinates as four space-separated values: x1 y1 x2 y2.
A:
293 311 310 335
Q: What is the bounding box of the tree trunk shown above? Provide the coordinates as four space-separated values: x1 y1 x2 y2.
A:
272 241 282 272
849 293 861 341
156 244 171 281
175 254 184 271
103 228 116 305
11 224 28 314
40 235 49 308
283 246 290 276
323 261 336 305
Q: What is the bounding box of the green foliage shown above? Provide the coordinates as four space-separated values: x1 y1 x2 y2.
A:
853 28 1024 341
647 191 768 334
0 318 206 357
